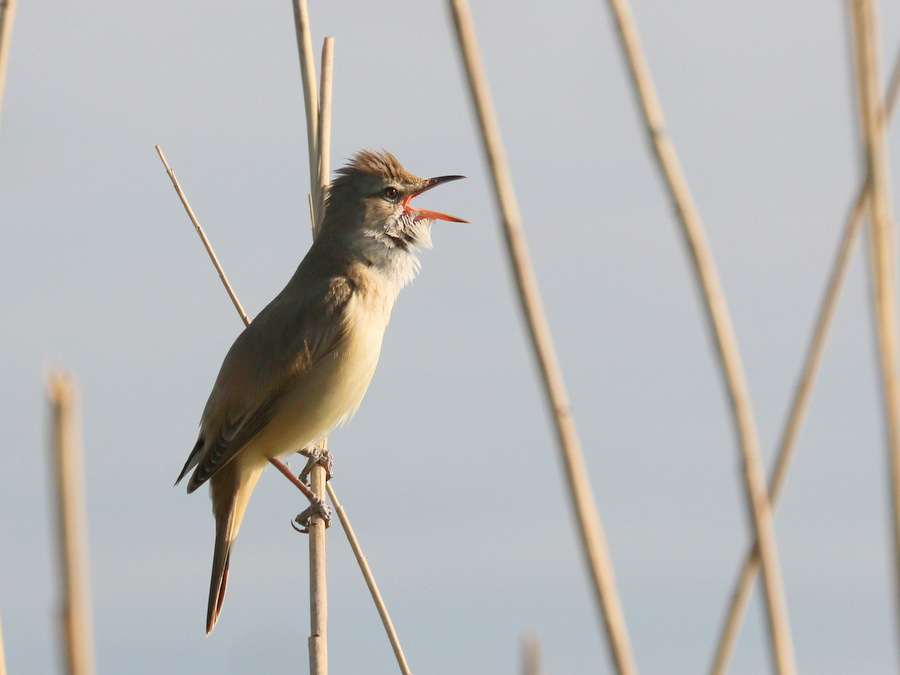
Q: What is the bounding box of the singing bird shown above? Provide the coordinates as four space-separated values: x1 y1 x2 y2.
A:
176 150 466 635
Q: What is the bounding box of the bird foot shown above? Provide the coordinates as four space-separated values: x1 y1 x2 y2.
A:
298 444 334 482
291 495 333 533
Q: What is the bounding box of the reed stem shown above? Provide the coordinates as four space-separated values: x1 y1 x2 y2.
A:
600 0 798 671
709 44 900 675
848 0 900 650
450 2 638 673
48 372 96 675
0 0 17 133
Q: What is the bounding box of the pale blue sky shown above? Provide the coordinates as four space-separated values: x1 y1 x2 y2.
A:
2 1 900 673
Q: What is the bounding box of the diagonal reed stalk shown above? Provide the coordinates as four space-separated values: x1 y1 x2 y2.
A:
325 484 412 675
0 0 17 133
449 2 638 673
600 0 797 672
155 146 249 325
47 371 96 675
848 0 900 649
710 45 900 675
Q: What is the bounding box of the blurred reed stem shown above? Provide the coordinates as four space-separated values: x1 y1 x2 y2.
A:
710 43 900 675
48 371 95 675
600 0 797 671
0 0 17 132
848 0 900 649
449 2 638 673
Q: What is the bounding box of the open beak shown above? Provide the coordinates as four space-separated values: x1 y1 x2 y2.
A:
403 175 468 223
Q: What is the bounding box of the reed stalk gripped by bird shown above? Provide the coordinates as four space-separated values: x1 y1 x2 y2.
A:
176 150 466 635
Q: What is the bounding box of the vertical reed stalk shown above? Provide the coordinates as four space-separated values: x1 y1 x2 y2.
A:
848 0 900 646
292 0 319 218
710 46 900 675
449 2 638 673
306 37 334 675
0 0 16 132
600 0 797 671
0 608 7 675
314 38 334 235
48 371 95 675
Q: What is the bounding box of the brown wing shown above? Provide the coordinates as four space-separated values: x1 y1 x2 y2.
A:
177 275 354 491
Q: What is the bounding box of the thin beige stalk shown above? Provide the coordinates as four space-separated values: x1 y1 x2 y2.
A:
0 608 7 675
600 0 797 672
306 37 334 675
310 48 416 671
155 145 250 325
307 457 327 675
325 483 412 675
849 0 900 642
0 0 16 132
709 45 900 675
449 2 638 673
292 0 319 218
47 371 96 675
313 38 333 235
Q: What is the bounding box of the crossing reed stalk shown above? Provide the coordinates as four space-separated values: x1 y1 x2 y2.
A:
709 45 900 675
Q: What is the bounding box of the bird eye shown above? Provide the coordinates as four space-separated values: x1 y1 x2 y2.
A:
381 186 400 201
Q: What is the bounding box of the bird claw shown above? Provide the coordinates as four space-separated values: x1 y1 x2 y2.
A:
298 444 334 482
291 495 332 533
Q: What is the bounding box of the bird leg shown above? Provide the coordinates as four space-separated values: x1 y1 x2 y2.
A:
268 458 332 532
298 443 334 482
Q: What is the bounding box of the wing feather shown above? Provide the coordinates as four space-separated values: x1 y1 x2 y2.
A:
178 274 354 490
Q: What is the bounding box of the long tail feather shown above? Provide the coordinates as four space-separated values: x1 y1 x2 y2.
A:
206 511 233 635
204 463 263 635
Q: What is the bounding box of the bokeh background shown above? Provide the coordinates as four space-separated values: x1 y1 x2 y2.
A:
2 1 900 673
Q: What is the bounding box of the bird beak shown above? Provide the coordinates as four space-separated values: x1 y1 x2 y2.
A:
403 175 468 223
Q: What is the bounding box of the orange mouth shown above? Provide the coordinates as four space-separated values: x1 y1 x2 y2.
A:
403 175 468 223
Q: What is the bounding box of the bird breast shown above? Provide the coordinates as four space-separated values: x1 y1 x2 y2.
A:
255 280 394 469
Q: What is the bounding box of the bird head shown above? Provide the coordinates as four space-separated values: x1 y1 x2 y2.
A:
325 149 466 253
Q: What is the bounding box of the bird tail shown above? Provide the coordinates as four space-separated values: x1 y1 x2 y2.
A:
206 464 262 636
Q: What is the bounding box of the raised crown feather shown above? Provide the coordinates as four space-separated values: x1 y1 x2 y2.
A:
327 149 420 201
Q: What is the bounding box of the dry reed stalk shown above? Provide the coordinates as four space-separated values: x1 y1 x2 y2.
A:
849 0 900 640
449 2 638 673
313 38 333 235
308 63 416 664
600 0 797 671
0 608 7 675
325 483 412 675
709 46 900 675
292 0 319 217
306 36 334 675
47 371 95 675
0 0 16 131
155 146 250 325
